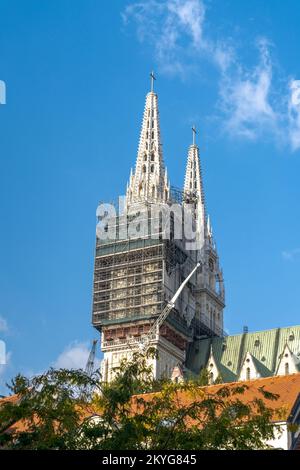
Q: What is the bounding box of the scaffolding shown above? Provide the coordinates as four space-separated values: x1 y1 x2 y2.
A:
92 190 225 342
92 194 195 335
93 240 164 325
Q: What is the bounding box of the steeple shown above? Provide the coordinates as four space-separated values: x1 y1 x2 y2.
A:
126 72 169 206
183 126 206 245
183 126 225 331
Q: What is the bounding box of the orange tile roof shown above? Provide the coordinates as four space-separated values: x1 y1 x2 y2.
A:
133 373 300 422
0 395 19 405
0 395 100 435
203 373 300 420
1 373 300 437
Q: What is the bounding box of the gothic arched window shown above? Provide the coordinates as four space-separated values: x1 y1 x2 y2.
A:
151 153 155 161
142 165 146 173
152 185 155 198
150 164 154 173
246 367 251 380
285 362 289 375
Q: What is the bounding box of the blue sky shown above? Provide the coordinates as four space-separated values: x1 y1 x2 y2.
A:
1 0 300 394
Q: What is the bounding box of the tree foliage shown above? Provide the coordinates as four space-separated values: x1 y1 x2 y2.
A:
0 352 280 450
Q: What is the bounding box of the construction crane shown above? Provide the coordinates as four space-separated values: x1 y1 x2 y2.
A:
85 339 98 376
134 262 201 352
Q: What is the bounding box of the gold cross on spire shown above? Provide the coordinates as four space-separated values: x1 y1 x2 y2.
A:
150 71 156 92
192 125 197 145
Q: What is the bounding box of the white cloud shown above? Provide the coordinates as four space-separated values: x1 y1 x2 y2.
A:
0 351 11 377
53 341 100 370
123 0 232 77
282 248 300 261
220 39 278 140
167 0 205 47
124 0 300 151
213 43 235 73
0 340 6 366
0 316 8 333
288 80 300 151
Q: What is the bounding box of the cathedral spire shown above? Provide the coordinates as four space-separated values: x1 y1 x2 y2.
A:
184 127 206 241
126 73 169 206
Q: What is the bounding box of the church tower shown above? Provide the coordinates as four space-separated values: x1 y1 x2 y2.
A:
92 75 225 382
183 128 225 341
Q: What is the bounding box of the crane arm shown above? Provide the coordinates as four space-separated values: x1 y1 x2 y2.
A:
85 340 98 376
140 262 201 350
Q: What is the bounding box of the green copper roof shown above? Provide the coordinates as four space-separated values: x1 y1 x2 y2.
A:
186 324 300 383
276 326 300 371
249 353 272 378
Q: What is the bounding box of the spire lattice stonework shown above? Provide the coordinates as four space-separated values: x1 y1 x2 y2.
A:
183 131 206 247
126 77 169 206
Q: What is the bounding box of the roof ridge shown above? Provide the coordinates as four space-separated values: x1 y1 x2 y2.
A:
227 324 300 338
202 371 300 388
